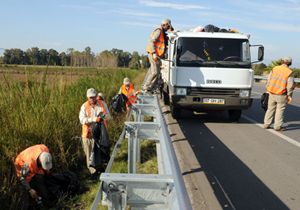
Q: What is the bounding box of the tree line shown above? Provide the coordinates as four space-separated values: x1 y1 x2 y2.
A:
0 47 149 69
252 60 300 78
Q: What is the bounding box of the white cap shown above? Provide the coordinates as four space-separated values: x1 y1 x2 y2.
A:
87 88 97 98
98 92 104 98
123 77 130 85
161 19 173 29
39 152 52 170
282 57 292 64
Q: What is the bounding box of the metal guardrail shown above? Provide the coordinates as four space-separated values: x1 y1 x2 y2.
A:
91 95 192 210
254 75 300 83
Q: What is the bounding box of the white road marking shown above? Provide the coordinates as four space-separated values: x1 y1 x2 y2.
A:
242 115 300 149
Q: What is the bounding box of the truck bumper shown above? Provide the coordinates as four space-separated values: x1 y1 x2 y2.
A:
171 95 253 111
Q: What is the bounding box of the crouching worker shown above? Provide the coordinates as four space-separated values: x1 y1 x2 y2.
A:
119 77 138 111
15 144 54 208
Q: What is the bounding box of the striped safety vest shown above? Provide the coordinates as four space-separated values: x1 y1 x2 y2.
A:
146 27 166 57
121 83 136 107
267 65 292 95
81 101 103 138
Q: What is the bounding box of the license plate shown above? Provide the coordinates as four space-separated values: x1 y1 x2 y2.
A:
203 98 225 104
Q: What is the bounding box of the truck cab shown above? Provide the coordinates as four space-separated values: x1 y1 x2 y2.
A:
161 31 264 121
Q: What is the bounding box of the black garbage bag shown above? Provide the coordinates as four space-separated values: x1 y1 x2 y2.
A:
46 171 80 198
110 93 128 113
90 122 111 170
204 24 220 32
261 92 269 111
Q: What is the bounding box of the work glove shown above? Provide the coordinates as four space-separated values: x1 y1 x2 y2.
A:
29 189 38 199
99 112 106 119
92 117 101 123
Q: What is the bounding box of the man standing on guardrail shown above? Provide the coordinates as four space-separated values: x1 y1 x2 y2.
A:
142 19 174 94
263 57 295 131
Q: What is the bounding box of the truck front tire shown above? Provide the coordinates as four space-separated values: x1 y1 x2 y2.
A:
228 109 242 122
170 105 181 119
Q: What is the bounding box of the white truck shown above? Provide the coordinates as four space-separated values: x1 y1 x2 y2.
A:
161 31 264 121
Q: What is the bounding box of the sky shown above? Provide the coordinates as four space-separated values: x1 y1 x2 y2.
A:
0 0 300 67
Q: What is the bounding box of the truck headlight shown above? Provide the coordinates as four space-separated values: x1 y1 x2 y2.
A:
239 90 250 97
176 88 187 96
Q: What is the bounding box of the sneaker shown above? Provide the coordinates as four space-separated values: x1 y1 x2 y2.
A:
274 127 286 131
263 124 271 129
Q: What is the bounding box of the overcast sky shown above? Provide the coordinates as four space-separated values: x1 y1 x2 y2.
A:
1 0 299 67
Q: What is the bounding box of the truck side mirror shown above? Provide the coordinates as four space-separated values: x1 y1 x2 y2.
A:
258 46 264 61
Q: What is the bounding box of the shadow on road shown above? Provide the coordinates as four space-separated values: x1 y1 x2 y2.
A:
244 98 300 130
176 114 290 210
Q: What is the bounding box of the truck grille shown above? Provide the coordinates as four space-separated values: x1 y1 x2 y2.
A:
188 88 239 96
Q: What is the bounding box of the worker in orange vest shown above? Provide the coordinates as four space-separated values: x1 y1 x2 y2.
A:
264 57 295 131
14 144 53 207
143 19 174 93
119 77 138 110
79 88 107 176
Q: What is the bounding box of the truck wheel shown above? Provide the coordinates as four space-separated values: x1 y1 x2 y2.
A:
171 105 181 119
228 109 242 122
162 84 170 105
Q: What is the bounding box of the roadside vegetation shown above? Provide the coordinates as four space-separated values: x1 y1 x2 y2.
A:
252 60 300 78
0 66 157 209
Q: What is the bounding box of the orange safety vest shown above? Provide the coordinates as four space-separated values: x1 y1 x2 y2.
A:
267 65 292 95
121 83 136 107
146 27 166 57
15 144 49 183
97 99 108 129
82 101 102 138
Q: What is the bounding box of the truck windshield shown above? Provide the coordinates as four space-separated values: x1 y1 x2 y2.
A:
176 37 251 68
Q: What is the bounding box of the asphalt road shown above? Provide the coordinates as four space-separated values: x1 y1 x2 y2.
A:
163 83 300 210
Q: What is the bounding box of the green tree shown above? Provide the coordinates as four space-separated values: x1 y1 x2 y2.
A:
3 49 25 64
84 46 94 66
95 50 118 67
129 51 141 69
110 48 131 67
59 52 70 66
252 63 267 75
39 49 48 65
140 54 150 69
26 47 40 65
48 49 59 65
266 59 282 72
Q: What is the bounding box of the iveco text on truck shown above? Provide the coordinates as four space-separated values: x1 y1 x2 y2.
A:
161 30 264 121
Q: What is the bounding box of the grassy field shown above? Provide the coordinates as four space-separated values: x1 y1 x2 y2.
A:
0 66 157 209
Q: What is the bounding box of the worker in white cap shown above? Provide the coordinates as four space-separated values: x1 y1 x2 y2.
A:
15 144 53 207
144 19 174 93
119 77 138 110
264 56 295 131
79 88 106 175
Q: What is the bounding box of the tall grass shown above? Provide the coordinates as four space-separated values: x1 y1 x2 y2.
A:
0 68 144 209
